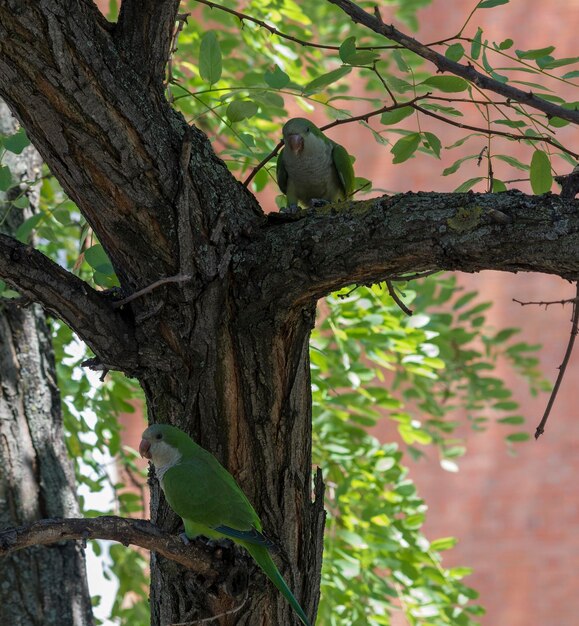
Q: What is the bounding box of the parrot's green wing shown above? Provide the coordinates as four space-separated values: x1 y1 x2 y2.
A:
276 148 289 194
162 455 261 534
332 143 355 198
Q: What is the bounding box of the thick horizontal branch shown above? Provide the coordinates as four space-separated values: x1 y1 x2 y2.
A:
0 234 137 371
328 0 579 125
0 516 215 575
244 191 579 311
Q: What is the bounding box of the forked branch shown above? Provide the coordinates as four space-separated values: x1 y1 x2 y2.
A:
0 234 137 370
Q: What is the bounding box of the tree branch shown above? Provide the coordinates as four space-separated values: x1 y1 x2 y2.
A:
534 282 579 439
327 0 579 125
0 516 216 575
0 234 137 371
249 191 579 310
116 0 182 87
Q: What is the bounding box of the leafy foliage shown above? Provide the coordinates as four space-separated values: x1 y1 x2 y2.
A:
311 277 544 624
168 0 576 198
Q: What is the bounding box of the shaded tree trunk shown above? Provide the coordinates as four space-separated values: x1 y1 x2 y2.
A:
144 290 325 624
0 103 94 626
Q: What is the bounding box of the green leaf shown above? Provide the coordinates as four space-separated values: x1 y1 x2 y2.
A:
548 117 569 128
497 416 525 425
498 38 513 50
391 133 421 164
199 31 222 85
494 119 526 128
421 75 468 92
515 46 556 60
226 100 258 123
430 537 457 551
3 128 30 154
443 155 477 176
445 43 465 62
0 165 13 190
530 150 552 194
562 70 579 79
338 37 378 65
303 66 352 94
13 195 29 209
84 244 114 274
495 154 529 171
541 56 579 69
339 36 357 64
471 27 483 60
492 179 507 192
15 213 43 242
423 132 441 158
264 66 290 89
478 0 509 6
345 50 380 66
380 106 414 125
454 177 484 192
506 432 530 443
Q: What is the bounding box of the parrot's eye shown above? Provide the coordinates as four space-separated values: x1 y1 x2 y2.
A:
306 127 310 133
155 433 162 440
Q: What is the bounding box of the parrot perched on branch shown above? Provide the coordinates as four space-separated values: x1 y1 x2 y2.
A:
276 117 355 212
139 423 313 626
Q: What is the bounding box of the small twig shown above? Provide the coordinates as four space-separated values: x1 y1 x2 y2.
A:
112 274 191 308
388 269 439 282
337 284 362 299
193 0 399 52
412 103 579 160
535 282 579 439
166 13 191 101
476 146 487 167
386 279 412 316
513 297 579 308
243 141 283 187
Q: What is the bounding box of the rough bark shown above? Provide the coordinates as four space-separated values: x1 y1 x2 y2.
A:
0 3 578 626
0 103 93 626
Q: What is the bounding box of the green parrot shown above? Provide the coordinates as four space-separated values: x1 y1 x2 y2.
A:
276 117 355 212
139 423 313 626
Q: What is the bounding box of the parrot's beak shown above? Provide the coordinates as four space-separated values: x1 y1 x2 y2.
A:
286 133 304 154
139 438 152 459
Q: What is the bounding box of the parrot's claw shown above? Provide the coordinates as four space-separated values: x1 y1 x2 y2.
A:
205 538 231 550
280 203 300 215
179 532 190 545
310 198 330 208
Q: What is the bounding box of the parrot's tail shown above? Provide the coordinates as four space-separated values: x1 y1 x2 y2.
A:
245 543 313 626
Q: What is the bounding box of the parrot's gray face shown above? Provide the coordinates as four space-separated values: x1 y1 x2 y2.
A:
140 433 182 477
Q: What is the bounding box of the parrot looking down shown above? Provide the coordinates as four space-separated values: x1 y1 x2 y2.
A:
276 117 355 212
139 423 313 626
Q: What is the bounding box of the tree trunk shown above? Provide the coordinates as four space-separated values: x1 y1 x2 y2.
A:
142 284 325 625
0 103 94 626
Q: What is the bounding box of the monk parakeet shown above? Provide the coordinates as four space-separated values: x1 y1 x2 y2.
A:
276 117 355 212
139 424 312 626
